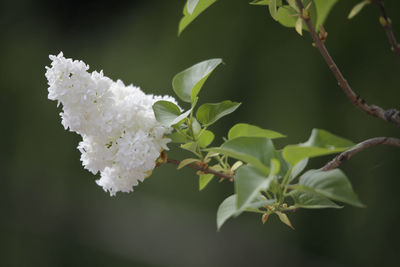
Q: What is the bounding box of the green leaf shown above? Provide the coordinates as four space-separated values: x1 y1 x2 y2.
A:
216 194 275 230
246 197 276 210
268 0 278 21
191 118 202 136
199 174 214 191
282 129 354 165
178 0 216 35
228 123 285 140
196 100 241 126
235 162 278 213
289 158 309 182
313 0 338 28
276 150 290 179
217 195 237 230
172 58 222 103
249 0 270 5
292 169 365 208
209 137 276 174
276 5 297 27
152 101 191 127
348 0 370 19
276 1 317 32
180 142 198 154
178 158 199 169
295 17 303 35
167 131 189 143
275 211 294 229
289 190 342 209
187 0 199 14
152 101 180 125
198 130 215 148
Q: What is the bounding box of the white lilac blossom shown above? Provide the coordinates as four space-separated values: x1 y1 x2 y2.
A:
46 52 176 196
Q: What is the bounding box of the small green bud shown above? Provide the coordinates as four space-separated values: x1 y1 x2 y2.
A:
379 16 387 27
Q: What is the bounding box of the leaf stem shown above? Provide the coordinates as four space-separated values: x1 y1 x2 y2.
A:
321 137 400 171
295 0 400 127
279 168 292 204
374 0 400 62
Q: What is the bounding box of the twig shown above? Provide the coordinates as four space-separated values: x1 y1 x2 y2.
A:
374 0 400 62
321 137 400 171
165 158 234 180
295 0 400 127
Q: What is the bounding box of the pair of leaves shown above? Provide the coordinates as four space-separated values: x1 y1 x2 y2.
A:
154 58 238 128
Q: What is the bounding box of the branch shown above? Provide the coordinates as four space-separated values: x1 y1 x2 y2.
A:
295 0 400 127
321 137 400 171
165 158 234 181
375 0 400 62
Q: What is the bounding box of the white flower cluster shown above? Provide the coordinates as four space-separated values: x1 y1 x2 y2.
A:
46 52 176 196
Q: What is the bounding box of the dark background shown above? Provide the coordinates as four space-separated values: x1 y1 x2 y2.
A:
1 0 400 266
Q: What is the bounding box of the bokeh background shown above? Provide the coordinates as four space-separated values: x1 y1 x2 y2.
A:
1 0 400 266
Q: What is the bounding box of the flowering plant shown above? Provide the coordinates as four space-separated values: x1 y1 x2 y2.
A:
47 0 400 230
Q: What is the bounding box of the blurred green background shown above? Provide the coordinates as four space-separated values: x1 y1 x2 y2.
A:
1 0 400 266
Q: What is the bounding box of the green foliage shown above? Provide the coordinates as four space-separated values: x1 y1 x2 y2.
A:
288 158 308 182
235 164 275 213
313 0 338 29
178 0 216 36
156 57 364 230
162 10 370 230
172 58 222 103
216 194 275 230
251 0 337 34
250 0 283 20
153 100 191 126
283 129 354 165
168 131 190 143
228 123 285 140
276 0 316 34
348 0 371 19
289 191 342 209
199 174 214 190
276 5 298 28
198 130 215 147
196 101 241 126
291 169 365 207
216 195 237 231
209 137 276 174
178 158 199 169
249 0 270 5
275 211 294 229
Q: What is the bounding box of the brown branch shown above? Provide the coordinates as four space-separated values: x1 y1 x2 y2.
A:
374 0 400 62
321 137 400 171
165 158 234 180
295 0 400 127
